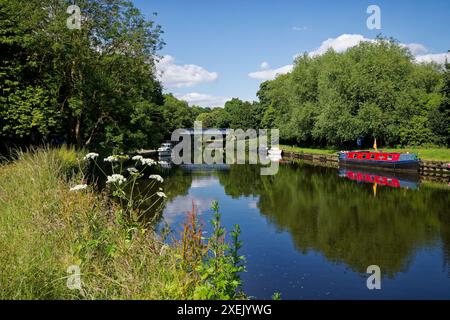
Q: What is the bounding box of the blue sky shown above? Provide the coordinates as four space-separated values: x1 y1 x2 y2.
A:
132 0 450 107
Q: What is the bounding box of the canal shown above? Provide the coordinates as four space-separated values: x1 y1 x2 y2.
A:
157 160 450 299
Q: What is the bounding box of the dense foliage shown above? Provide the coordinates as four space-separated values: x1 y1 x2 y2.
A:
1 1 448 152
196 98 263 130
256 38 449 148
0 0 207 153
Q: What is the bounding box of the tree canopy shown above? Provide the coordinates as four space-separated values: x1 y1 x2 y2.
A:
0 0 209 153
256 38 449 148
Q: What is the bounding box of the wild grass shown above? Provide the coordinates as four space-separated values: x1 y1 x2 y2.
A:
0 146 245 299
0 148 186 299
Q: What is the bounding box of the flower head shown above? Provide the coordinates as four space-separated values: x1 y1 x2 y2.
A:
127 167 139 175
141 158 156 166
104 155 119 163
149 174 164 183
156 191 167 198
104 155 129 163
106 174 127 185
132 155 143 161
83 153 99 161
70 184 88 192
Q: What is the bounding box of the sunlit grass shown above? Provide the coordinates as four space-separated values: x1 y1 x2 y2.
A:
0 147 191 299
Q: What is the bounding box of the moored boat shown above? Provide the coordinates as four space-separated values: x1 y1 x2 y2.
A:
158 142 172 157
338 150 419 172
268 147 282 156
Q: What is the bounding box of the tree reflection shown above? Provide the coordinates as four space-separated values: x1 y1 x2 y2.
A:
217 161 450 276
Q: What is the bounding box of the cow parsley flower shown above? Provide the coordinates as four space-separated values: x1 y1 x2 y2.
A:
70 184 88 192
141 158 156 166
149 174 164 183
156 191 167 198
83 153 99 161
127 167 139 175
104 155 128 163
104 155 119 163
106 174 126 185
132 155 143 161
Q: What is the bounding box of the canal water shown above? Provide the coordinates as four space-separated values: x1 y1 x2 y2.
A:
157 160 450 299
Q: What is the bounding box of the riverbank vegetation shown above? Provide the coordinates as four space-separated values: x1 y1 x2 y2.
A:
198 38 449 152
2 0 448 155
0 147 245 299
0 0 210 154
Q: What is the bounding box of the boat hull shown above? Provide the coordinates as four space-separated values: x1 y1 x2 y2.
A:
339 159 419 172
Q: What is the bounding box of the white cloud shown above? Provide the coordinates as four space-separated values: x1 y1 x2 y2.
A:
249 34 449 82
260 61 270 70
248 64 293 81
191 177 217 188
163 195 215 224
401 43 428 56
248 199 258 209
292 26 308 31
308 34 373 57
176 92 230 108
415 52 450 64
156 55 218 88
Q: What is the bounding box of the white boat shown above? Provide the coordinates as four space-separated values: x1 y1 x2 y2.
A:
268 147 282 156
158 142 172 157
158 160 172 169
268 154 282 162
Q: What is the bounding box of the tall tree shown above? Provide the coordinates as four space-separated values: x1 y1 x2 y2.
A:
1 0 165 152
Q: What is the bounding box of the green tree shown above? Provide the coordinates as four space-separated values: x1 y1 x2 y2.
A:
1 0 165 152
256 37 447 148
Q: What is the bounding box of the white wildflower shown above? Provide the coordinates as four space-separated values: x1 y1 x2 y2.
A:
83 153 99 161
141 158 156 166
149 174 164 183
127 167 139 175
104 155 119 163
156 191 167 198
70 184 88 192
132 155 143 161
106 174 127 185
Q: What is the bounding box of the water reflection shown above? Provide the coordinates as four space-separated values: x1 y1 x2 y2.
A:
338 167 420 190
155 160 450 298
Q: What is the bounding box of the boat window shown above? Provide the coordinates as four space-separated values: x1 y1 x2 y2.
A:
362 154 366 159
387 155 392 160
370 154 375 159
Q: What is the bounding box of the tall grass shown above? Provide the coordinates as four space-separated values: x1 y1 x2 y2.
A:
0 147 246 300
0 147 192 299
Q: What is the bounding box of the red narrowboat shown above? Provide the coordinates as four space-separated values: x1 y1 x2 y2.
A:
338 150 420 172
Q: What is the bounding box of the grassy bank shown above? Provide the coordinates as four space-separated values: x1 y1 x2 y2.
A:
281 145 450 162
0 147 244 299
